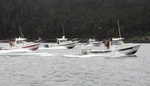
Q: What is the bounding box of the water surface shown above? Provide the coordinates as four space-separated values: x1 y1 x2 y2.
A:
0 43 150 86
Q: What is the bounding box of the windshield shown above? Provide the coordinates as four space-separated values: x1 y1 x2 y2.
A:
111 40 121 45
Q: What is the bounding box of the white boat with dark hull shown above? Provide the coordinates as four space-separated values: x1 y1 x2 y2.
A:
0 37 41 51
57 36 78 49
44 36 78 49
82 20 140 55
82 38 140 55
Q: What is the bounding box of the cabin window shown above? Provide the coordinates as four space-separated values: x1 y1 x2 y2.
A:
60 40 66 42
115 41 121 45
17 41 23 44
111 41 115 46
111 41 121 45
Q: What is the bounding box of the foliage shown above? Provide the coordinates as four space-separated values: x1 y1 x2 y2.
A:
0 0 150 40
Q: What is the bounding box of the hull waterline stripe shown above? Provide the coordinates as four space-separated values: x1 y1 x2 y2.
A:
119 47 133 51
22 44 40 48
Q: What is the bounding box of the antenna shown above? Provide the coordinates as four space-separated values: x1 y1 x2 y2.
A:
117 19 121 38
19 25 24 38
62 25 65 36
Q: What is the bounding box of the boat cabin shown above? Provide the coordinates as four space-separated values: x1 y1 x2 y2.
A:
89 38 96 43
57 36 67 44
103 38 124 49
110 38 124 46
13 37 27 45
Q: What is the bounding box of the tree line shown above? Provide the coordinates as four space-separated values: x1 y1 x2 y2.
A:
0 0 150 41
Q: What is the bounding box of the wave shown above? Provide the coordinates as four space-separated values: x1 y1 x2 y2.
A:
63 51 127 58
39 46 67 50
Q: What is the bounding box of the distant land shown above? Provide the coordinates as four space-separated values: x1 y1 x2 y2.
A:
125 36 150 43
0 36 150 43
0 0 150 41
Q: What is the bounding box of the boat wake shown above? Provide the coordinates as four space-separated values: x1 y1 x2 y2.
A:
0 48 32 53
64 54 98 58
104 51 127 57
0 49 54 57
39 46 67 50
63 51 127 58
0 52 54 57
0 48 133 58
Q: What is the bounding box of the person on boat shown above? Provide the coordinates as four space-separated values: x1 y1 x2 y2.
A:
103 38 110 49
109 37 112 41
9 40 14 47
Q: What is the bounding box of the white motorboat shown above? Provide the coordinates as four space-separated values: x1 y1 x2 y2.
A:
57 36 78 49
88 38 101 46
44 36 78 49
82 38 140 55
1 37 41 51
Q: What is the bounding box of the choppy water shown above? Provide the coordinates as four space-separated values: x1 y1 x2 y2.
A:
0 43 150 86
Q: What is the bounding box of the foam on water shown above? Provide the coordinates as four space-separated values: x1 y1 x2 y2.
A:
101 51 126 57
39 46 67 50
0 49 54 57
63 51 127 58
64 54 98 58
20 52 53 56
0 48 32 53
0 48 127 58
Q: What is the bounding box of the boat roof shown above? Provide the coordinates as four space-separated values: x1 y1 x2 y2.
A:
15 37 27 41
112 38 124 41
57 38 67 41
57 36 67 40
89 38 96 41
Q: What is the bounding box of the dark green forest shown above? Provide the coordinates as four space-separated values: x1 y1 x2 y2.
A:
0 0 150 41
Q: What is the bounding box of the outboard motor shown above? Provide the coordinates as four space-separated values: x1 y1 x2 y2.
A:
44 44 49 48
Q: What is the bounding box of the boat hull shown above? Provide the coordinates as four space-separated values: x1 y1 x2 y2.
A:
44 41 78 49
1 43 41 51
58 41 78 49
92 42 101 46
22 43 41 51
82 44 140 55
